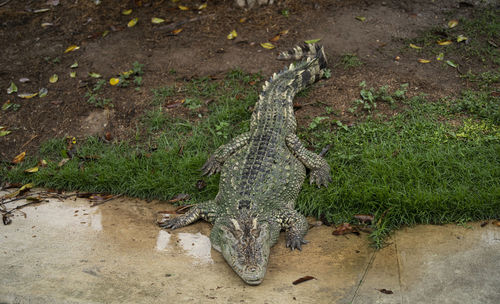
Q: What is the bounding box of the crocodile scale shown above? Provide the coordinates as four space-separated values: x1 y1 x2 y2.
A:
159 43 332 285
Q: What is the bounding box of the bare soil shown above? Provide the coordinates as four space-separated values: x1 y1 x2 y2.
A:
0 0 489 161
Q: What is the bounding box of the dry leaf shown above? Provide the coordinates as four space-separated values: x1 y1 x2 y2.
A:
304 38 321 44
239 17 247 23
38 159 48 167
448 19 459 28
12 151 26 164
168 193 190 203
437 40 452 46
436 52 444 61
378 289 394 294
260 42 275 49
457 35 468 42
24 167 39 173
41 22 53 28
7 82 18 94
39 88 48 97
58 158 70 167
355 16 366 22
418 59 431 63
88 72 102 78
292 276 315 285
49 74 58 83
151 17 165 24
409 43 422 49
64 45 80 53
269 34 280 42
178 5 189 10
227 30 237 40
354 214 374 223
0 130 11 136
122 9 132 15
198 2 207 10
109 78 120 85
332 223 357 235
128 18 139 27
172 28 183 35
279 29 289 35
446 60 458 68
70 71 77 78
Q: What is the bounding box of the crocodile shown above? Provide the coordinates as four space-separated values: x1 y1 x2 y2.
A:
158 43 331 285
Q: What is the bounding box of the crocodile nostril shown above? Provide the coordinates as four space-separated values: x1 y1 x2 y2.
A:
247 266 258 272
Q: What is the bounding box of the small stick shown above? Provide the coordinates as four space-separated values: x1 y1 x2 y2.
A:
90 193 124 207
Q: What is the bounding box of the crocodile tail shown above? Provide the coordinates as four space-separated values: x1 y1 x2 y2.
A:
277 43 328 70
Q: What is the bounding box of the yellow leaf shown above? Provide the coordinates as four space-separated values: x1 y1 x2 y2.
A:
448 19 458 28
70 71 77 78
12 151 26 164
304 38 321 44
109 78 120 85
102 30 109 37
437 40 452 46
128 18 139 28
355 16 366 22
279 29 289 35
260 42 275 49
239 17 247 23
88 72 102 78
41 22 53 28
172 28 183 35
227 30 237 40
24 166 39 173
178 5 189 10
64 45 80 53
457 35 468 42
38 159 48 167
409 43 422 49
418 59 431 63
49 74 58 83
122 9 133 15
151 17 165 24
436 52 444 61
18 93 38 99
198 3 207 10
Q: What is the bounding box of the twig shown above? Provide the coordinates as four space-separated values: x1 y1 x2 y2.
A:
0 0 13 8
20 134 38 150
153 14 214 32
90 193 124 207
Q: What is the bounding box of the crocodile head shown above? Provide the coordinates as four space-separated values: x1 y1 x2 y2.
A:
210 216 272 285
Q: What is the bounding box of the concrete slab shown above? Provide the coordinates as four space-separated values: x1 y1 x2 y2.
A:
1 195 499 304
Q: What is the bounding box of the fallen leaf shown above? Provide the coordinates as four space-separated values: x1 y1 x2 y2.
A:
418 59 431 63
109 78 120 85
394 56 401 61
89 194 113 201
279 29 289 35
178 5 189 10
480 221 488 227
12 152 26 164
7 82 18 94
378 289 394 294
70 62 78 68
239 17 247 23
168 193 190 203
70 72 77 78
38 159 48 167
64 45 80 53
2 101 11 111
0 130 11 136
2 183 34 199
18 92 38 99
446 60 458 68
102 30 109 37
39 87 48 97
41 22 53 28
105 132 112 141
49 74 58 83
88 72 102 78
122 9 132 15
19 77 30 83
493 220 500 227
58 158 70 167
33 8 50 13
355 16 366 22
24 166 39 173
436 52 444 61
260 42 275 49
448 19 459 28
332 223 360 235
171 28 183 35
227 30 237 40
269 34 280 42
354 214 374 224
409 43 422 49
437 40 452 46
198 2 207 10
304 38 321 44
457 35 468 42
292 276 315 285
151 17 165 24
128 18 139 27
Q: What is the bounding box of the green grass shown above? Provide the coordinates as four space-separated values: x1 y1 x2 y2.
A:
2 70 499 247
338 53 364 69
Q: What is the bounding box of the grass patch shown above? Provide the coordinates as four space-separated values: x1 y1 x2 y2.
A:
337 53 363 69
2 71 499 247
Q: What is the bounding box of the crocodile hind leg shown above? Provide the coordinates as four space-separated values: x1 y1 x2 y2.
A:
158 200 218 229
202 132 251 176
277 208 309 251
285 133 332 187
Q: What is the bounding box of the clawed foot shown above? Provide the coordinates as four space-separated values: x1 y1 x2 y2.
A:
286 235 309 251
201 156 222 176
309 165 332 188
158 215 185 230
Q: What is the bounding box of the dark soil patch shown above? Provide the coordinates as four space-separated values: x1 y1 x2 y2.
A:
0 0 494 161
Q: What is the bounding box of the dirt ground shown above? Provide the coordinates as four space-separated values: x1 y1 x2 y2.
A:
0 0 492 161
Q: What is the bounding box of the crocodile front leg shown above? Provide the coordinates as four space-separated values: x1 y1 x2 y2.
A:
276 208 309 251
158 200 218 229
202 132 251 176
285 133 332 187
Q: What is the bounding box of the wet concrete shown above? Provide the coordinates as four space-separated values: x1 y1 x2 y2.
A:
1 195 499 304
